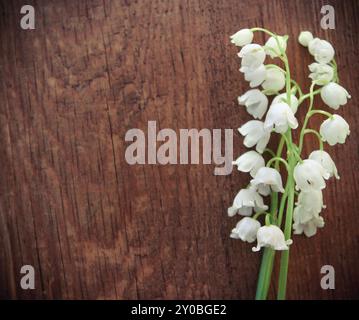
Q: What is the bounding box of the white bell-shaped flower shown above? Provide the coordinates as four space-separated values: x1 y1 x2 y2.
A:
261 68 286 93
238 120 271 154
230 29 254 47
309 63 334 85
264 102 298 133
298 31 313 47
292 205 319 227
320 115 350 146
250 167 285 196
293 213 324 237
238 44 266 72
308 38 335 64
294 159 330 191
242 64 266 87
264 36 287 58
232 150 265 178
272 93 299 114
320 82 351 109
296 190 325 215
252 225 292 252
309 150 339 179
238 89 269 119
228 187 268 217
230 217 261 243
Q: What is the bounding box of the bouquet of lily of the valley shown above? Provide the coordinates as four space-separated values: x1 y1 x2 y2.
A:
228 28 350 299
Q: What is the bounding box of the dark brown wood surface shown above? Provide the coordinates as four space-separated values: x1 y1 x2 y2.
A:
0 0 358 299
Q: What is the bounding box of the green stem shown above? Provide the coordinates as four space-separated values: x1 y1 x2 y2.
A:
253 211 270 220
298 82 316 152
298 89 321 105
263 148 276 158
276 39 297 300
271 136 285 220
303 129 324 150
291 80 303 97
266 64 286 73
254 32 298 300
277 137 296 299
307 109 333 119
266 157 289 171
331 59 339 83
255 137 284 300
255 248 275 300
277 182 289 227
250 27 276 37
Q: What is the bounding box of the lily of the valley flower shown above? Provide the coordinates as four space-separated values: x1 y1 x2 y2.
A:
264 36 287 58
230 29 254 47
238 89 268 119
238 120 271 153
242 64 266 87
228 187 268 217
264 102 298 133
250 167 285 196
293 189 326 237
294 159 330 191
308 38 335 64
252 225 292 252
272 93 299 114
230 217 261 243
293 205 320 227
320 114 350 146
238 44 266 72
293 213 324 237
261 67 286 93
298 31 313 47
320 82 351 109
296 189 325 215
309 150 339 179
309 63 334 85
232 150 265 177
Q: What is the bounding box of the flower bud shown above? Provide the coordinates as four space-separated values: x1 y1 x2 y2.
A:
320 82 351 109
238 89 268 119
308 38 335 64
232 150 265 178
320 114 350 146
298 31 313 47
238 44 266 71
264 36 287 58
230 29 254 47
230 217 261 243
261 68 286 93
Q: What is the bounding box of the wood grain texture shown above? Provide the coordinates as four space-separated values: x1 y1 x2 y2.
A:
0 0 358 299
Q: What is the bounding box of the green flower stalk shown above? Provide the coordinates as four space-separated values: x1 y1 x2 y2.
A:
229 28 351 299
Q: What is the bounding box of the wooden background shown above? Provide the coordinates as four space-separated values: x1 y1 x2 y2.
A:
0 0 358 300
